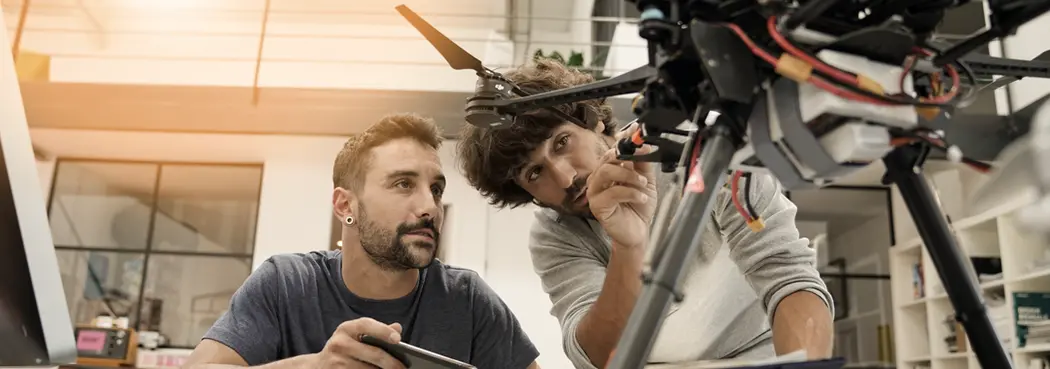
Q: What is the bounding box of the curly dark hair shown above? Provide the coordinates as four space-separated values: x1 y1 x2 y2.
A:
456 58 618 209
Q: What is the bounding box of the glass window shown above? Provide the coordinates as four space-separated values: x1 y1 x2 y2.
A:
48 160 262 349
152 165 262 255
48 161 159 250
140 254 253 347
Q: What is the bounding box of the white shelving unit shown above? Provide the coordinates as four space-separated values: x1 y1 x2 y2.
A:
889 167 1050 369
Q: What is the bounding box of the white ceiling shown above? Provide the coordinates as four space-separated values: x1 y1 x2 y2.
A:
4 0 578 38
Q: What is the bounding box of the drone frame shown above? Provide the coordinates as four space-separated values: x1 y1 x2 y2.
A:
397 1 1050 368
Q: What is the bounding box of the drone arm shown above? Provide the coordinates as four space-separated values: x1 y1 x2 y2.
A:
956 53 1050 80
919 93 1049 162
933 0 1050 65
478 65 655 114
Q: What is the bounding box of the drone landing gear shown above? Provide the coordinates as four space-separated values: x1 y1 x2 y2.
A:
883 146 1014 369
607 120 743 369
607 134 1014 369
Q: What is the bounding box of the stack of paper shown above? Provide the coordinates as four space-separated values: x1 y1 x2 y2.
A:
645 350 808 369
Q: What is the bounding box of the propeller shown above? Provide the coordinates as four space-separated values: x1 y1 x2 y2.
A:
395 5 487 75
395 4 593 129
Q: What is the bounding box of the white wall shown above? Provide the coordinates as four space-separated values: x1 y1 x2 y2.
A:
829 216 891 270
485 205 573 369
30 128 569 364
827 215 893 365
602 22 646 78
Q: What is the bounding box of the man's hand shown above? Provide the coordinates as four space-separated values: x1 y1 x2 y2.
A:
316 318 407 369
587 123 658 249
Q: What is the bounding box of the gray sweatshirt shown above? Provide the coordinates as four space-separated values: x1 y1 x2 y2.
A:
527 172 833 369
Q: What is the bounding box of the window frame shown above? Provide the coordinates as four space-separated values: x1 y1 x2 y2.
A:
46 157 264 346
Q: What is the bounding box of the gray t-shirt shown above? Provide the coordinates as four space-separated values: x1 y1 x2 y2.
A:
203 250 539 369
528 172 833 368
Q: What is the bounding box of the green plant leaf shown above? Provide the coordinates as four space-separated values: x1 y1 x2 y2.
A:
548 51 565 63
533 49 545 61
567 51 584 67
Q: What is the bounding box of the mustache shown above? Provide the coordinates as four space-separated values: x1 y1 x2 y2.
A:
562 176 588 208
397 218 439 238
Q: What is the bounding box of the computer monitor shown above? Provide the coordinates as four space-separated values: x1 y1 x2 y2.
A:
0 11 77 365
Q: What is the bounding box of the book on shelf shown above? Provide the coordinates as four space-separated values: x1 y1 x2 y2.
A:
942 314 968 353
876 324 894 363
1014 292 1050 348
912 259 925 299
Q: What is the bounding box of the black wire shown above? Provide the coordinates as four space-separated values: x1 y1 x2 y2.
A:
906 128 994 172
744 172 758 220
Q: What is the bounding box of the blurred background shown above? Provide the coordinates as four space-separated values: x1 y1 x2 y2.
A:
3 1 1049 368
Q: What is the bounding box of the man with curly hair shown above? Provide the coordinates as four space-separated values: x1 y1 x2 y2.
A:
457 59 834 369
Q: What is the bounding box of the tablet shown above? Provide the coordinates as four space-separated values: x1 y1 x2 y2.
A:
360 335 476 369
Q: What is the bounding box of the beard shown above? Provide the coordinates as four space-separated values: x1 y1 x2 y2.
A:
357 204 441 272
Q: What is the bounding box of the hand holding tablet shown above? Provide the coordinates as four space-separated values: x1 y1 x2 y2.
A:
360 335 476 369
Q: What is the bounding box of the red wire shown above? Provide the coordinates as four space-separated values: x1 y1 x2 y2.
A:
927 64 961 102
722 23 777 65
722 23 888 105
730 171 752 221
911 47 961 102
766 16 858 85
765 17 961 105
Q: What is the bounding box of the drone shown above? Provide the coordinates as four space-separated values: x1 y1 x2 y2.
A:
397 1 1050 368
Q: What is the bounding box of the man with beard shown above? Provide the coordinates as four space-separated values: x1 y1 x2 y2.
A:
457 59 833 369
185 113 540 369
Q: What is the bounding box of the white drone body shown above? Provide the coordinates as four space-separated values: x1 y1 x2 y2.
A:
730 49 918 189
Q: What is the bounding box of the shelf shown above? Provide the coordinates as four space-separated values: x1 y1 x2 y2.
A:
889 191 1035 253
842 362 895 369
903 356 931 363
898 297 928 309
889 168 1047 369
932 352 969 360
927 279 1006 301
1011 268 1050 284
1014 343 1050 354
892 237 923 253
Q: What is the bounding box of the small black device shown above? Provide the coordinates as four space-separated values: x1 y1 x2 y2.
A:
360 335 476 369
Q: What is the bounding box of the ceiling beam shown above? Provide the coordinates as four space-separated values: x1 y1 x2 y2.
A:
75 0 106 48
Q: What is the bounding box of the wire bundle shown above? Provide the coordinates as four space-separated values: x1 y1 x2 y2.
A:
715 14 993 229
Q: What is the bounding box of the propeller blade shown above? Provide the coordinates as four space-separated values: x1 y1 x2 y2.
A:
395 5 485 73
